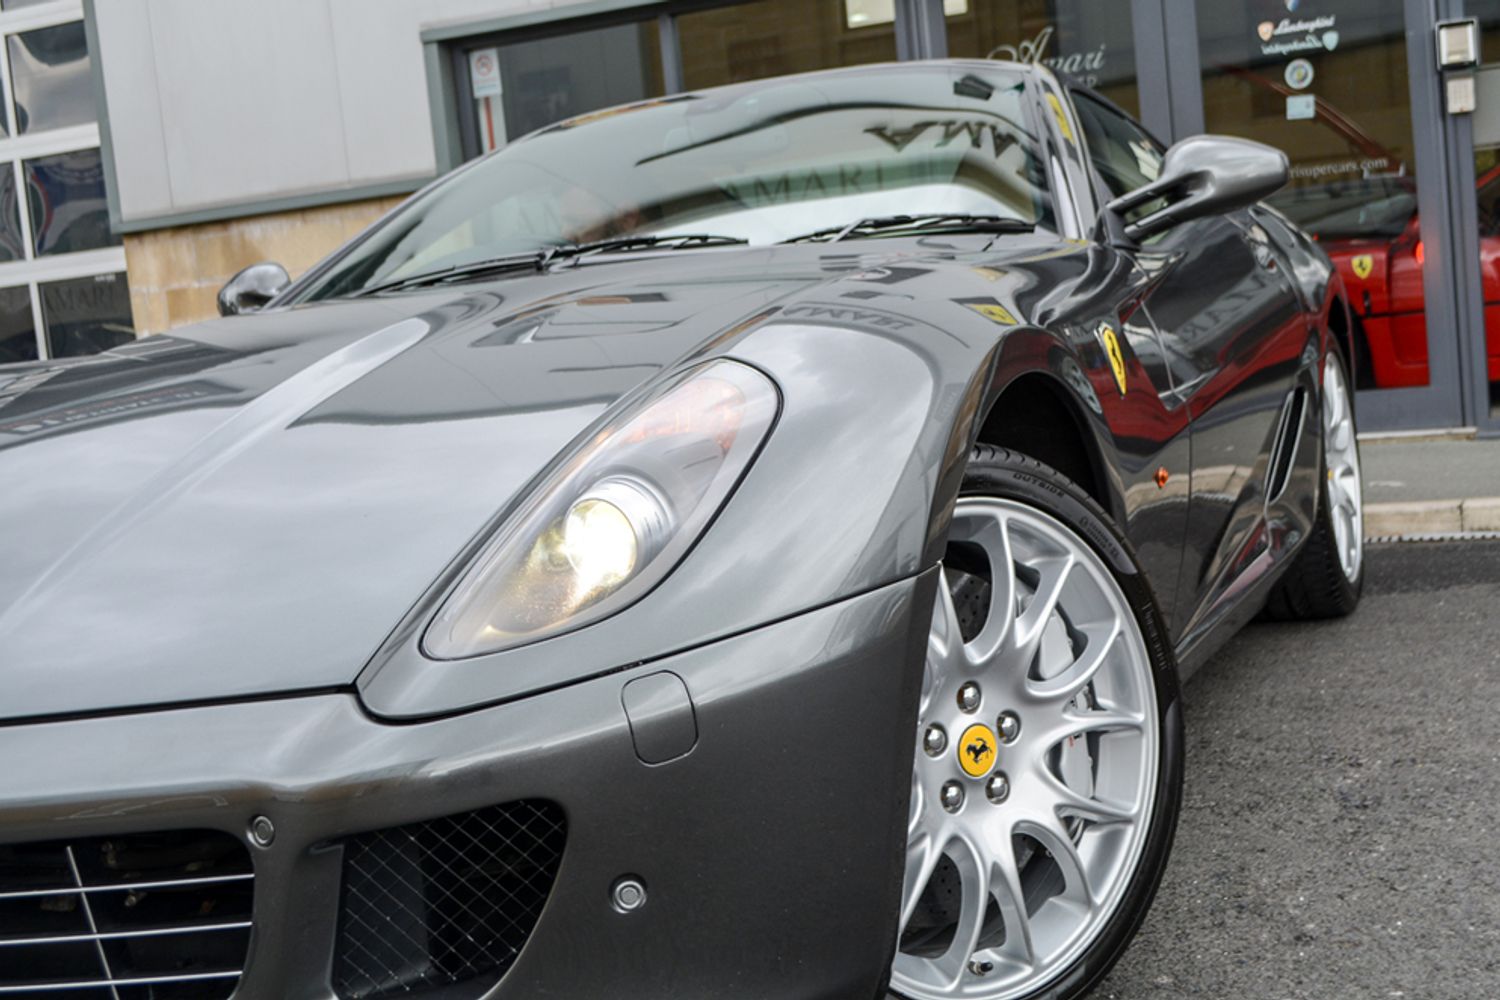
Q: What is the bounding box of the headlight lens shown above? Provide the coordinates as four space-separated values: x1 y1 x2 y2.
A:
423 359 779 659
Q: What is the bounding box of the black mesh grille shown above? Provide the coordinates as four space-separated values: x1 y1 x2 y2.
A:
332 800 566 1000
0 829 253 999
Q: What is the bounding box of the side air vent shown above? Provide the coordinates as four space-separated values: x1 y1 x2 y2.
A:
0 829 253 998
332 800 566 1000
1266 385 1308 503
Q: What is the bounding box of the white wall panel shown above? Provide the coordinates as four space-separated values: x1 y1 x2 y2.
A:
94 0 575 224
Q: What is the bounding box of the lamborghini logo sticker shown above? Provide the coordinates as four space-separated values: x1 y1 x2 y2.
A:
958 723 998 778
1351 254 1374 280
1102 323 1127 396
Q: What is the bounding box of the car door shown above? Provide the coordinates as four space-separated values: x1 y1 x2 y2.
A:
1070 91 1311 646
1039 84 1192 637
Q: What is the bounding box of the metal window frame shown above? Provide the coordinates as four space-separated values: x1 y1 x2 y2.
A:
424 0 942 166
0 0 125 362
1451 0 1499 435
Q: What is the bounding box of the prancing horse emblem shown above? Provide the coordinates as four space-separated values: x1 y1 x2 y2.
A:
957 723 999 778
966 736 991 766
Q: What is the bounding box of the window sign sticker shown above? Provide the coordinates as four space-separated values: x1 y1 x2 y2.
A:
1284 58 1315 90
469 48 502 99
1286 94 1317 121
1254 13 1337 56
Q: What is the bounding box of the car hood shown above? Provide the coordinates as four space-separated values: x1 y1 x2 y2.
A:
0 247 856 720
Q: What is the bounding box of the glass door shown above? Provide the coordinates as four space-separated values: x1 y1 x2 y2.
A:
1194 0 1464 430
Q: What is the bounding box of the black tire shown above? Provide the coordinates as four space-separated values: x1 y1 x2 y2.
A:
1262 348 1364 621
889 445 1184 1000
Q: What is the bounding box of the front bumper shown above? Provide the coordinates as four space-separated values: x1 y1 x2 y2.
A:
0 570 936 1000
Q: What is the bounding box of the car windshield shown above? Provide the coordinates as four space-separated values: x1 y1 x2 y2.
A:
289 65 1054 302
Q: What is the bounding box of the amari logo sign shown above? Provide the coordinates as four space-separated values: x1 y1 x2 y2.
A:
987 26 1109 89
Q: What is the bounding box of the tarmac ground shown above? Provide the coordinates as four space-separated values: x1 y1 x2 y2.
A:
1096 539 1500 999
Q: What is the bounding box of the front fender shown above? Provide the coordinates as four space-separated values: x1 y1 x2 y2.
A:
358 311 997 719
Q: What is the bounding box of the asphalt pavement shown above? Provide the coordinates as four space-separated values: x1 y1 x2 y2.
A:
1096 540 1500 999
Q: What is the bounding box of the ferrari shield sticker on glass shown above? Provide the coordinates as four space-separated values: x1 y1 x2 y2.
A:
1351 254 1374 280
956 297 1019 326
1102 323 1127 396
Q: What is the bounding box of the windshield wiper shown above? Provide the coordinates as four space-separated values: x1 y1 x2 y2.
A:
783 214 1035 244
354 233 747 297
550 232 748 259
354 251 549 297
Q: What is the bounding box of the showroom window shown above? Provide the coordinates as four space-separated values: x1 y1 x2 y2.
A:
454 0 930 158
944 0 1141 118
0 0 131 365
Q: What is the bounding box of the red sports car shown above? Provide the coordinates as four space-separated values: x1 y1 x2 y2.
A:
1275 173 1500 389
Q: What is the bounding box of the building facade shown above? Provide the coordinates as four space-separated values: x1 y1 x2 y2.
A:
11 0 1500 435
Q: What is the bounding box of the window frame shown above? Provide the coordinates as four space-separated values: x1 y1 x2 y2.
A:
0 0 125 362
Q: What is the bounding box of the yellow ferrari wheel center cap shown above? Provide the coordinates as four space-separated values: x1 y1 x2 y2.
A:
957 723 999 778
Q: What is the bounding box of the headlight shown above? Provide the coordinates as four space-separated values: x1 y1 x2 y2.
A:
423 359 779 658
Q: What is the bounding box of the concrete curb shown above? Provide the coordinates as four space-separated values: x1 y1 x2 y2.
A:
1365 497 1500 539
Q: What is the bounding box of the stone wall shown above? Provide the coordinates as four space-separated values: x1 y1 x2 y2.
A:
123 195 408 334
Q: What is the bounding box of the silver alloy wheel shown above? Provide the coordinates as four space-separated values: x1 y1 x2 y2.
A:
892 499 1160 1000
1322 355 1363 582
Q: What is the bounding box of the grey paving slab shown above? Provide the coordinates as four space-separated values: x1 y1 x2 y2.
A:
1361 437 1500 504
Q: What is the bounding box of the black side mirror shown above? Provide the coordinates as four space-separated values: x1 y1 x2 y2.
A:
1106 135 1289 242
217 262 291 316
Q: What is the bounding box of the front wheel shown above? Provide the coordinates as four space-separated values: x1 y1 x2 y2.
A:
890 447 1183 1000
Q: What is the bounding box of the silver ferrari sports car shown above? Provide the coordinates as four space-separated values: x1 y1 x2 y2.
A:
0 60 1362 1000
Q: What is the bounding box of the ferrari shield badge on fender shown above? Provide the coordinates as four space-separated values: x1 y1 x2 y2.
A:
1102 323 1127 396
957 723 999 778
957 297 1018 325
1351 254 1374 280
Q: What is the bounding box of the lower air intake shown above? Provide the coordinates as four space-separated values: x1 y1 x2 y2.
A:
0 829 253 999
332 800 566 1000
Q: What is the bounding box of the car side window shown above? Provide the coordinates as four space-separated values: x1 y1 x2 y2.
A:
1072 94 1165 200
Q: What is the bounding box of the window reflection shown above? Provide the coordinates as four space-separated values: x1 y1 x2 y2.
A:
0 165 22 262
25 148 118 256
946 1 1139 118
471 22 663 150
1199 0 1424 391
677 0 897 90
0 284 35 364
41 272 133 358
8 21 96 134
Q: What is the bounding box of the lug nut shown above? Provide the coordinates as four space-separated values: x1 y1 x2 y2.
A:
940 781 965 813
997 711 1021 744
957 682 982 713
985 772 1010 804
923 724 948 757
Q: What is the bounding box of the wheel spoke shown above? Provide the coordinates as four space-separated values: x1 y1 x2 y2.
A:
1011 553 1075 671
989 832 1036 968
1021 813 1094 910
1027 620 1119 706
1039 767 1138 825
899 832 943 934
933 837 993 987
927 572 965 688
958 514 1015 667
